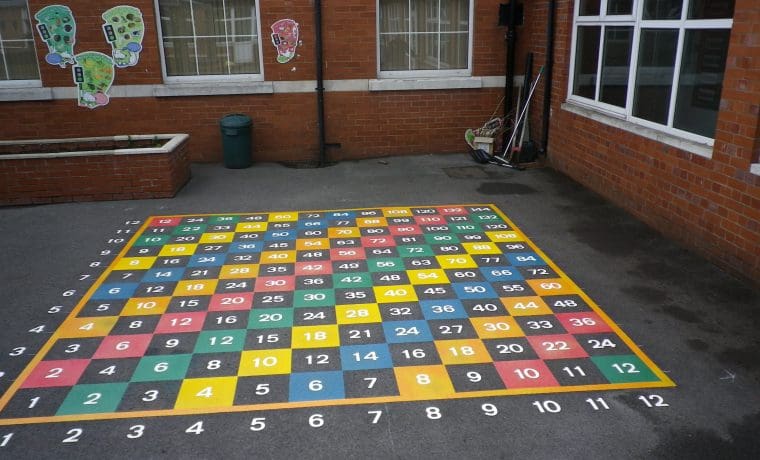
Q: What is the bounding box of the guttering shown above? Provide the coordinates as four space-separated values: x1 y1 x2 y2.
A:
315 0 326 166
541 0 557 156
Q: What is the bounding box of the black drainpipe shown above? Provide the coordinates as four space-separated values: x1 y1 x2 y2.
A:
541 0 556 157
502 1 517 149
315 0 326 166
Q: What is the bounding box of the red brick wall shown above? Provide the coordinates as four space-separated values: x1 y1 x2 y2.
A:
545 0 760 283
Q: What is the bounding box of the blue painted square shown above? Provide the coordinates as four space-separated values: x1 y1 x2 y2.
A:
340 344 393 370
328 211 356 219
420 300 467 320
188 254 225 267
142 268 185 283
265 230 296 241
507 252 546 266
229 241 263 253
452 282 498 299
382 320 434 343
91 283 139 300
480 266 523 282
298 220 327 230
289 371 345 402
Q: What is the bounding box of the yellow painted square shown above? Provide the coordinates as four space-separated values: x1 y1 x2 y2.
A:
57 316 118 338
260 251 296 264
235 222 268 232
356 217 388 227
174 377 237 409
486 231 526 242
436 255 478 269
173 279 219 296
394 365 455 398
526 278 580 296
199 232 235 244
462 242 501 254
121 297 170 316
335 304 382 324
219 264 259 279
291 325 340 348
435 339 491 365
113 257 157 270
470 316 525 338
500 296 552 316
407 269 449 285
382 207 412 217
296 238 330 250
158 244 198 257
328 227 360 238
373 285 419 303
238 349 292 376
269 212 298 222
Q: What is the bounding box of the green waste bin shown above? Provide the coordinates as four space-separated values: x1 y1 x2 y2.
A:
220 114 253 168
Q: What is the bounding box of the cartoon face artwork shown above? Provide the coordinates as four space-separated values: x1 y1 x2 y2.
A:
271 19 299 64
72 52 115 109
102 5 145 68
34 5 76 67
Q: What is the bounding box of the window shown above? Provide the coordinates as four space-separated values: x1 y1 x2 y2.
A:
156 0 263 81
568 0 734 141
0 0 40 85
378 0 472 77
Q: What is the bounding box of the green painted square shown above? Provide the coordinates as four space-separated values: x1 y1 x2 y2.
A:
367 258 404 272
425 233 459 245
56 383 128 415
451 223 483 233
135 234 170 246
131 354 192 382
194 329 247 353
293 289 335 308
248 308 294 329
173 224 208 235
591 355 660 383
333 272 372 288
472 213 504 223
209 215 240 224
398 245 435 258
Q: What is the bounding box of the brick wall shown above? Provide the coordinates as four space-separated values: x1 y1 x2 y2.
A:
545 0 760 283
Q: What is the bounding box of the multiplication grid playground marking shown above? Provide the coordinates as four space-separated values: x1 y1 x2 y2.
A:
0 205 674 426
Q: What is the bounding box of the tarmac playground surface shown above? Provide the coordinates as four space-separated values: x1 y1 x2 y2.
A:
0 154 758 459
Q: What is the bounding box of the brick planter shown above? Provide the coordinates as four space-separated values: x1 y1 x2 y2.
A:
0 134 190 206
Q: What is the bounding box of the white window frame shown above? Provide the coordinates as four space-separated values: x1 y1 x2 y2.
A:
376 0 474 79
154 0 265 83
0 0 41 88
567 0 733 144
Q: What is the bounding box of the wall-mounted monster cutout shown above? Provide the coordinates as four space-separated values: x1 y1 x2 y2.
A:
271 19 299 64
34 5 76 67
72 52 115 109
102 5 145 68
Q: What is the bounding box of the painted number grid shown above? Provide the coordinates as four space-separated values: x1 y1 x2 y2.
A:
0 205 674 424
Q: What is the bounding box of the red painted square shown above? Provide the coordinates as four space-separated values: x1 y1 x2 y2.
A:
555 312 613 334
527 334 589 360
494 360 559 388
295 261 332 275
437 207 468 216
154 312 207 334
389 225 422 236
209 292 254 311
414 215 446 225
20 359 90 388
330 248 365 260
92 334 152 359
254 276 295 292
149 217 182 227
361 236 396 248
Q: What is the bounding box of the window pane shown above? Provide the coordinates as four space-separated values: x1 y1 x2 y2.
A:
607 0 633 15
379 34 409 71
643 0 682 20
573 26 601 99
410 32 439 70
674 29 730 138
633 29 678 125
163 37 197 75
229 37 259 74
195 37 227 74
226 0 257 36
0 0 39 81
688 0 734 19
159 0 194 36
600 26 633 107
440 0 469 32
379 0 409 33
579 0 601 16
191 0 226 36
440 32 468 69
410 0 440 33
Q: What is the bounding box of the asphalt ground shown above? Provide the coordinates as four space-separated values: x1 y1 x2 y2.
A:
0 154 758 459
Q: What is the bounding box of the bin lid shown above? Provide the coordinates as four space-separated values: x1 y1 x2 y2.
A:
220 113 252 128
